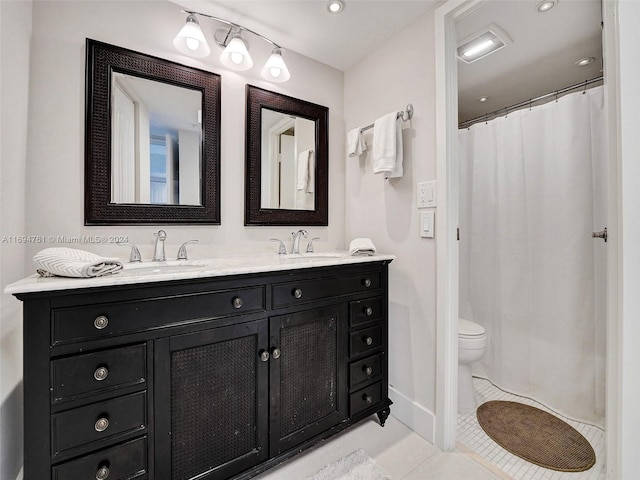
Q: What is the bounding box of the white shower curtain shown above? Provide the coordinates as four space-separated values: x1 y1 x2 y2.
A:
458 86 606 426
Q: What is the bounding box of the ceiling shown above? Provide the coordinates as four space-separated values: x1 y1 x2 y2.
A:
456 0 603 123
171 1 603 124
172 0 440 71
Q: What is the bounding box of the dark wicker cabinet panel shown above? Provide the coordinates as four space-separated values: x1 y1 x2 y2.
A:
155 321 270 480
269 305 348 454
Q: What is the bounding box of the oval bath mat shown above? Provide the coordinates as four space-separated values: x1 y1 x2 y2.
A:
476 400 596 472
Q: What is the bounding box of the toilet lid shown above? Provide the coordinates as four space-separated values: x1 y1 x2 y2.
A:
459 318 485 338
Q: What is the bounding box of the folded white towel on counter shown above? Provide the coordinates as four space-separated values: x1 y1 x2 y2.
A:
372 112 403 179
296 149 315 193
347 127 367 157
349 238 377 256
33 247 123 278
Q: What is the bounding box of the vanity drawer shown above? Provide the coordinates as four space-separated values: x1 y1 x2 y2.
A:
350 382 382 417
349 297 382 327
349 353 383 390
52 392 146 456
349 324 382 357
272 272 380 308
51 344 146 403
53 286 265 345
52 437 147 480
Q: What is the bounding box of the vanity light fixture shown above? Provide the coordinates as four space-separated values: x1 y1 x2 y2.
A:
173 14 211 58
174 10 291 82
457 24 511 64
327 0 344 14
536 0 558 13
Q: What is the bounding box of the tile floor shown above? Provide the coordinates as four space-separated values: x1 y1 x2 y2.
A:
255 415 506 480
457 377 606 480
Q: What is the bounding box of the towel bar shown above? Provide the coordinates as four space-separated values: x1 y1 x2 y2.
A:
360 103 413 132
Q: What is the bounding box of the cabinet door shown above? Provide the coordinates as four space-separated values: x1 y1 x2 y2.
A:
155 320 269 480
269 304 347 454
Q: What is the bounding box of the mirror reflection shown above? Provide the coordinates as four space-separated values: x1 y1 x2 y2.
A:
110 72 202 206
260 109 315 211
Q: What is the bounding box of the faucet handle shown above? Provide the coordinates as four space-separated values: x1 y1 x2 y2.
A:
270 238 287 255
117 242 142 263
177 240 198 260
306 237 321 253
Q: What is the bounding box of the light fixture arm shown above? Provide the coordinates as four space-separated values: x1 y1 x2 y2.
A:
181 10 282 49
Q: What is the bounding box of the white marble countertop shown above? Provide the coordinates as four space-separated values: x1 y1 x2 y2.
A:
5 252 395 295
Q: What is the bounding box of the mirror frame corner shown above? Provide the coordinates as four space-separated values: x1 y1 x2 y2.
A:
245 84 329 226
84 38 221 225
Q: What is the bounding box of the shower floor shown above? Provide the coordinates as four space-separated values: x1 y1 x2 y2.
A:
457 377 606 480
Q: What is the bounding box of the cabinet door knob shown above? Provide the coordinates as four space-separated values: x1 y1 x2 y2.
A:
94 417 110 432
232 297 243 309
94 315 109 329
271 347 281 359
363 336 373 346
259 350 270 362
363 365 373 376
94 366 109 381
96 465 110 480
364 307 373 316
363 394 373 405
293 288 303 299
362 278 372 287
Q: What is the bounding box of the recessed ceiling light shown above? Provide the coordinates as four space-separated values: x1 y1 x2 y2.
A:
457 24 511 64
477 96 490 103
575 56 595 67
536 0 558 12
327 0 344 14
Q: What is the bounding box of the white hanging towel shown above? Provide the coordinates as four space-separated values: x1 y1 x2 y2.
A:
296 149 315 193
347 127 367 157
372 112 403 179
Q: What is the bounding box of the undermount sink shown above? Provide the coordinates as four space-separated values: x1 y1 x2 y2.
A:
120 260 210 275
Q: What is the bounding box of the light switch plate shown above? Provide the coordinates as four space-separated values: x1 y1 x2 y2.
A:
420 211 435 238
417 181 437 208
425 181 436 207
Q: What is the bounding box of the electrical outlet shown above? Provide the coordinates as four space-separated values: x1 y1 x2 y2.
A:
417 181 436 208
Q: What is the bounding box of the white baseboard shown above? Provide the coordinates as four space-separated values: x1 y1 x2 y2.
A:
389 386 435 443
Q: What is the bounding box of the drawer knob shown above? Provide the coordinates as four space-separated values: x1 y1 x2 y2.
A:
232 297 243 309
259 350 270 362
271 347 281 359
96 465 110 480
293 288 303 299
94 315 109 329
363 336 373 346
362 278 372 287
363 365 373 376
364 307 373 316
94 417 110 432
94 366 109 381
363 394 373 405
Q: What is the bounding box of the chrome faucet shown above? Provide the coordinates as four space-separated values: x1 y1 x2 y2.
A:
153 230 167 261
290 229 308 254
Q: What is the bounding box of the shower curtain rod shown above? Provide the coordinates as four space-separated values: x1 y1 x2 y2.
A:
458 75 604 129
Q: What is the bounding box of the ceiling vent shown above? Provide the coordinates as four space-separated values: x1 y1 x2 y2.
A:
457 24 511 64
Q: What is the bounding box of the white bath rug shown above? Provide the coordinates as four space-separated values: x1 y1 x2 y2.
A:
306 449 392 480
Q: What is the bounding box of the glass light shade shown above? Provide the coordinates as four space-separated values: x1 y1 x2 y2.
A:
261 49 291 82
220 35 253 71
173 15 211 58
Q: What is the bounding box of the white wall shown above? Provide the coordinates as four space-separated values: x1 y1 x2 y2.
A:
24 0 344 263
1 0 343 476
616 1 640 477
0 1 32 478
344 12 438 440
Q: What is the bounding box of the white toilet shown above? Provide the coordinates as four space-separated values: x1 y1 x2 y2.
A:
458 317 487 413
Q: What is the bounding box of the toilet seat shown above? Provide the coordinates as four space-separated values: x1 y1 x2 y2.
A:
459 318 486 339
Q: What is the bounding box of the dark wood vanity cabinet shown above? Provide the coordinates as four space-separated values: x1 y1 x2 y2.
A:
16 261 391 480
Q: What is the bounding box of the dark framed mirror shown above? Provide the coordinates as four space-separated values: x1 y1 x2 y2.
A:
85 39 221 225
245 85 328 226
